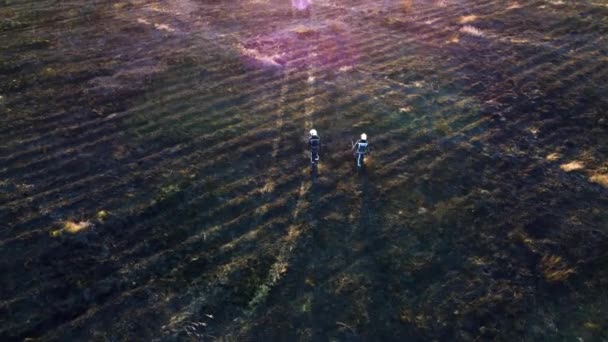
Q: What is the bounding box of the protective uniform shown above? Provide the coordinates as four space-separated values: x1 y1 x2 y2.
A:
353 133 369 167
309 129 320 165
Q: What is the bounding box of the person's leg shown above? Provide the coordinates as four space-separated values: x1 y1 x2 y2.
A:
312 151 319 166
357 153 362 167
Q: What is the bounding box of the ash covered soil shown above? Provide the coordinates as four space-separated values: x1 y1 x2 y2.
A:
1 0 608 340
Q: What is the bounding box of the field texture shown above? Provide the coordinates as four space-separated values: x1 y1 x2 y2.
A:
1 0 608 340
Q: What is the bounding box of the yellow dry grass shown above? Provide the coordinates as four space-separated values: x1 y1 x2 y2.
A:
590 173 608 187
507 2 522 9
327 20 348 33
63 220 92 233
460 25 485 37
292 26 318 38
51 220 92 237
113 2 129 10
400 0 413 12
540 255 575 282
584 322 601 330
469 256 488 266
560 161 584 172
97 210 108 221
459 15 478 24
447 34 460 44
510 37 530 44
399 106 413 113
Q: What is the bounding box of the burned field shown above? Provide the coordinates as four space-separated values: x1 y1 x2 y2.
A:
1 0 608 340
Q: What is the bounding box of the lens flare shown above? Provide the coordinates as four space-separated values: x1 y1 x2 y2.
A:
292 0 310 11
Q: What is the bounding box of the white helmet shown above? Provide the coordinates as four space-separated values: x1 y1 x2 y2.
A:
310 129 317 136
361 133 367 140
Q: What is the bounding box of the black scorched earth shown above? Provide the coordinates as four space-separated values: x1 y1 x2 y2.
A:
1 0 608 340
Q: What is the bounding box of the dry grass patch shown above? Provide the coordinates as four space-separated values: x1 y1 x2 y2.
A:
400 0 413 12
510 37 530 44
63 220 92 233
560 161 584 172
507 2 522 9
327 20 348 33
540 255 575 282
399 106 413 113
459 15 478 24
460 25 485 37
293 26 319 38
51 220 92 237
590 173 608 187
447 34 460 44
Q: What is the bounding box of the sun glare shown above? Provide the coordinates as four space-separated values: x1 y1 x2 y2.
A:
292 0 311 11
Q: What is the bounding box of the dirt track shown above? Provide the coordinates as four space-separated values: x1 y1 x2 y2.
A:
1 0 608 340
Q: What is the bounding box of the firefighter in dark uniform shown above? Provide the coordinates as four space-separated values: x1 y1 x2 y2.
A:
352 133 369 167
308 129 320 167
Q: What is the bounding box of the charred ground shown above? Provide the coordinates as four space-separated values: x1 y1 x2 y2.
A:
1 0 608 340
